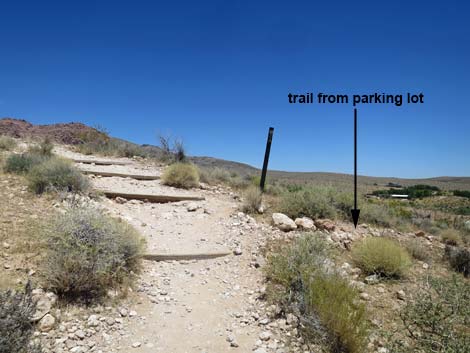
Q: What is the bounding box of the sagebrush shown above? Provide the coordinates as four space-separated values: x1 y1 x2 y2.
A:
0 282 43 353
27 157 89 194
42 207 145 301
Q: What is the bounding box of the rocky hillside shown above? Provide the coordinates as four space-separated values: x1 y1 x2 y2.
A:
2 117 470 190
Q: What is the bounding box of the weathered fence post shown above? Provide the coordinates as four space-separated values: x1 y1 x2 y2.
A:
260 127 274 192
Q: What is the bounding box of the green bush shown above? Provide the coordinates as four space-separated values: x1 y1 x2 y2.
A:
4 153 47 174
278 186 338 220
352 237 411 278
389 275 470 352
42 206 145 301
27 158 89 194
304 273 369 353
404 238 430 261
162 162 199 189
267 233 331 290
241 185 262 214
0 136 17 151
266 234 368 353
440 229 462 246
0 282 43 353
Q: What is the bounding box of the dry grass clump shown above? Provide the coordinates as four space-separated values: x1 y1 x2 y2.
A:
162 162 200 189
440 229 462 245
27 158 89 194
266 233 369 353
404 238 430 261
41 206 145 301
352 237 411 278
242 186 262 214
0 136 17 151
0 282 43 353
27 138 54 157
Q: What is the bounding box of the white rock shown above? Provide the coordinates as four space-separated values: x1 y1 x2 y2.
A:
272 213 297 232
259 331 272 341
294 217 315 230
38 314 56 332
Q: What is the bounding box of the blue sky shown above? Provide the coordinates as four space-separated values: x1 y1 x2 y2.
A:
1 0 469 178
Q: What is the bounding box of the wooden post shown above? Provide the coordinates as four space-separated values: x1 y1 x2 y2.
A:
260 127 274 192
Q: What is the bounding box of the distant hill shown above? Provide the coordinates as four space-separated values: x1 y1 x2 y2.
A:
1 117 469 190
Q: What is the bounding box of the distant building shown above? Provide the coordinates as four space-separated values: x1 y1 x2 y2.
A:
390 194 409 199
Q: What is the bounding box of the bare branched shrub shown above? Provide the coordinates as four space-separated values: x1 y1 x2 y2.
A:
157 134 186 163
41 207 145 301
389 275 470 352
0 282 43 353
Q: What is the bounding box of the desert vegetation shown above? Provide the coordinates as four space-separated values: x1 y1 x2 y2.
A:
351 237 412 278
0 135 17 151
389 275 470 352
0 282 42 353
266 234 369 353
162 162 200 189
41 206 145 301
3 140 89 195
27 157 89 194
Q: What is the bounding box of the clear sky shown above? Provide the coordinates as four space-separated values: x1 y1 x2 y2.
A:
1 1 469 178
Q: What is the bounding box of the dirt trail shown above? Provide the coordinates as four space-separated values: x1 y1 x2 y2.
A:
56 148 273 353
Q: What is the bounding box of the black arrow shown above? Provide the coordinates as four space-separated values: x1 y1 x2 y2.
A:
351 108 360 228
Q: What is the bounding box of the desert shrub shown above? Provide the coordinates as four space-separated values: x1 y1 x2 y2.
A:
278 186 338 220
453 190 470 199
42 206 145 301
0 282 43 353
352 237 411 278
445 246 470 277
389 275 470 352
0 135 17 151
161 162 199 189
304 273 369 353
440 229 462 246
404 238 430 261
241 186 262 214
266 233 331 289
198 167 231 185
27 138 53 157
266 234 368 353
3 153 47 174
27 158 89 194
